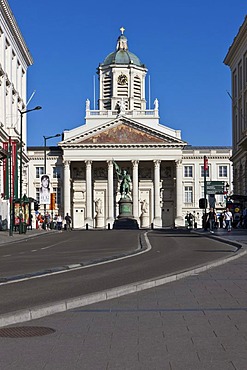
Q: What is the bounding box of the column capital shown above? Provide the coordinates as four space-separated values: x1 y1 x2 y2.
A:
153 159 161 168
64 160 71 166
85 160 92 166
175 159 182 166
107 160 113 166
132 160 139 167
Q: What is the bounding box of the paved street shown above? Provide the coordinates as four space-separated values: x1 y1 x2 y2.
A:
0 227 246 369
0 228 238 318
0 230 246 369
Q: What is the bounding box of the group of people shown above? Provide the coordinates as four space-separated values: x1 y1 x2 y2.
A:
206 207 233 233
36 212 72 231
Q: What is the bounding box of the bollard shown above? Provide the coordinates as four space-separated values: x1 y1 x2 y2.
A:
151 223 154 229
108 223 110 230
86 223 88 230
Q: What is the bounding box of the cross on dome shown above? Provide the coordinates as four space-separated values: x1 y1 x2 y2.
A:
120 26 125 35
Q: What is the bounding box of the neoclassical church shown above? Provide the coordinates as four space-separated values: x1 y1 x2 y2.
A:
27 29 232 229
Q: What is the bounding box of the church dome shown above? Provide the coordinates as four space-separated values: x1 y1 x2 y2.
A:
102 32 144 67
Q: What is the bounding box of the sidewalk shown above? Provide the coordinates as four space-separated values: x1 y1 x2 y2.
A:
0 228 246 369
0 228 55 245
192 226 247 248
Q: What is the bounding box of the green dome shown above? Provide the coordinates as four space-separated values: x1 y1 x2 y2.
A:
101 33 143 67
103 50 142 66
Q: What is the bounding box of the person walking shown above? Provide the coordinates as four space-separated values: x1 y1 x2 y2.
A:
65 213 72 231
57 215 63 231
224 207 233 232
206 207 217 233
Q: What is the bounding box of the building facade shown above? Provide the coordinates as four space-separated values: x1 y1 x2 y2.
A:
27 30 232 229
224 16 247 198
0 0 33 222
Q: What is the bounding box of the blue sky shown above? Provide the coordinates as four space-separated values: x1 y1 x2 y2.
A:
7 0 246 147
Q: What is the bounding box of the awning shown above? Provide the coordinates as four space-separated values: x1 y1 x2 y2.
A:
229 194 247 202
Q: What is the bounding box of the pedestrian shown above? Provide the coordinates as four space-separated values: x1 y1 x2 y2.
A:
206 208 217 233
44 212 51 230
219 212 224 228
65 213 72 231
224 207 233 232
57 214 63 231
243 208 247 228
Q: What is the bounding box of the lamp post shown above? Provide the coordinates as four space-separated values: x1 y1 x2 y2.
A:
43 133 61 215
18 106 42 234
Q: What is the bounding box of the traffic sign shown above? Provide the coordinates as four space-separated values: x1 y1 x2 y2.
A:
206 181 225 194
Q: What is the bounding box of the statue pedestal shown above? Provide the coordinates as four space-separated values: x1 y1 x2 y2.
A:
95 215 104 228
118 198 133 218
113 198 139 229
141 214 149 228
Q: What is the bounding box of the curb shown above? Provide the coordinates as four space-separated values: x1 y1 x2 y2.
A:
191 229 246 250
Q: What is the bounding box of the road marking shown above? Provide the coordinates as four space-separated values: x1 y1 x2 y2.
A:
2 254 11 257
0 232 152 286
41 240 70 250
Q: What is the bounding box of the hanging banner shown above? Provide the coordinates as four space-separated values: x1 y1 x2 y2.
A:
3 142 8 198
40 174 50 205
11 141 17 200
50 193 56 210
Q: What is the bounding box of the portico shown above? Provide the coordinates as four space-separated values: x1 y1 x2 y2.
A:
61 154 184 229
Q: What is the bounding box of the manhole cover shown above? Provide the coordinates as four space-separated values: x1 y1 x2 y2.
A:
0 326 55 338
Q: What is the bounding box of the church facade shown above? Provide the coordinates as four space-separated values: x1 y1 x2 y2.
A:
27 30 232 229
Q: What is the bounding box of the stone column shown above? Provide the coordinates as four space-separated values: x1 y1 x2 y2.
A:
153 160 162 227
132 160 139 220
175 159 183 226
63 160 71 216
107 160 114 226
85 160 93 226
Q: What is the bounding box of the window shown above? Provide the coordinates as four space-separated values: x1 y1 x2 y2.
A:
238 62 243 92
216 194 224 204
36 187 40 203
219 166 227 177
200 165 210 177
184 186 193 203
184 166 193 177
233 71 237 98
53 166 61 178
36 166 44 178
53 187 61 205
201 186 204 199
245 52 247 85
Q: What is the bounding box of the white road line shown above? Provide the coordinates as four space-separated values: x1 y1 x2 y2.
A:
0 232 151 286
2 254 11 257
41 241 69 250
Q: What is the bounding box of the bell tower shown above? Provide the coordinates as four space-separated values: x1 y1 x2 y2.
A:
97 28 148 112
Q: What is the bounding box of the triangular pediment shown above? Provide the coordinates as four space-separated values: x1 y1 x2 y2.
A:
81 123 164 144
61 117 186 147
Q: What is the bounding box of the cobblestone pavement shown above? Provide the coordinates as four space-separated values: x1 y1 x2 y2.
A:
0 228 246 369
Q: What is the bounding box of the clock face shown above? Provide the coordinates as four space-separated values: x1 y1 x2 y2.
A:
118 73 128 85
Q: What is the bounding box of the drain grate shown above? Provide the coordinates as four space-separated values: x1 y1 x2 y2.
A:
0 326 55 338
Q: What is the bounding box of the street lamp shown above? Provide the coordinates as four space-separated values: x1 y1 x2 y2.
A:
43 133 61 215
18 106 42 233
